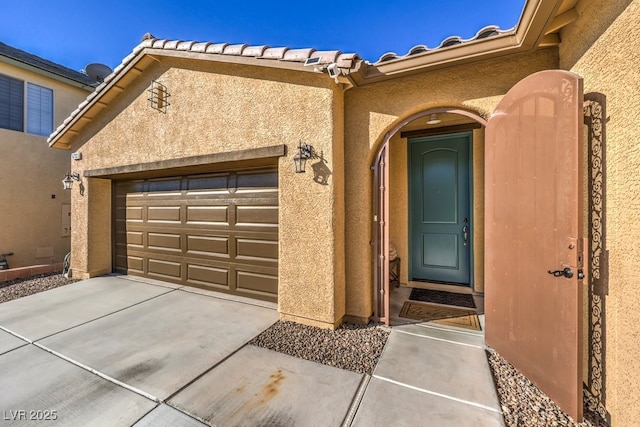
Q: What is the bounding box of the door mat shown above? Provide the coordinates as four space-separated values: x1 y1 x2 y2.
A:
399 301 481 331
409 288 476 308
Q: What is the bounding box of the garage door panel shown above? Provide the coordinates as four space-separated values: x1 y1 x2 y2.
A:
186 235 229 257
148 206 182 222
236 171 278 188
186 264 229 288
187 175 229 191
236 238 278 263
236 206 278 227
148 177 182 192
148 258 182 280
186 206 229 225
116 180 146 194
236 270 278 296
123 231 143 246
114 169 278 302
148 233 182 251
125 206 144 221
122 255 144 273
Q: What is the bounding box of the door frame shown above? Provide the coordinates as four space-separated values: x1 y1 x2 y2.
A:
407 131 474 287
371 108 487 325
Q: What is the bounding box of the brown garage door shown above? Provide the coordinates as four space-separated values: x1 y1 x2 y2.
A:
114 169 278 302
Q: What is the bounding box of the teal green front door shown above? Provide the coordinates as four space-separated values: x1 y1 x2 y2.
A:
409 133 471 285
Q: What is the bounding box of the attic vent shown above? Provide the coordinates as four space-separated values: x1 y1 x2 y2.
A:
147 80 170 113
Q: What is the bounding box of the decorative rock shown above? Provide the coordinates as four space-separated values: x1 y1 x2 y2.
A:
0 273 77 304
249 321 389 375
486 348 606 427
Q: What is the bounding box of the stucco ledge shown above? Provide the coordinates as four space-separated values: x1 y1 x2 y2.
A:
83 145 286 179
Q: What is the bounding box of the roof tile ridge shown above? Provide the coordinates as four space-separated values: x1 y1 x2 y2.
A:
372 24 511 65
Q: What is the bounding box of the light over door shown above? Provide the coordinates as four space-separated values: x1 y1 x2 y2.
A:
485 70 584 421
409 133 471 285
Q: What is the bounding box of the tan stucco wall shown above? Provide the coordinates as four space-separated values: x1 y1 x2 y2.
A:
68 58 346 328
560 0 640 423
0 62 91 269
343 48 559 320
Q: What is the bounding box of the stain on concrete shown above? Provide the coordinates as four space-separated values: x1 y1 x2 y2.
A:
115 358 164 383
261 369 285 403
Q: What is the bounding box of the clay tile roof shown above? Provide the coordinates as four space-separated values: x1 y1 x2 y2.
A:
47 34 361 146
260 47 289 60
373 25 510 64
223 44 248 55
242 45 268 57
0 41 96 86
206 43 228 54
282 48 316 62
309 50 341 65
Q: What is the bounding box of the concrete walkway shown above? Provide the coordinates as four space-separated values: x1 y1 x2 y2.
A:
0 276 503 426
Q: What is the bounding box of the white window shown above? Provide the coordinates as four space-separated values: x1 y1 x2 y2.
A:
27 82 53 136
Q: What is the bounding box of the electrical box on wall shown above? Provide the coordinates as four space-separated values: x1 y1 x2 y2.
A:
71 152 82 160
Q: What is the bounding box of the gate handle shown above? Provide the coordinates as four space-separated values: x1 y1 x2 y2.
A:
548 267 574 278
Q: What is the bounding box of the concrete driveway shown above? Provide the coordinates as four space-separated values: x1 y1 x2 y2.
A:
0 275 503 426
0 276 365 426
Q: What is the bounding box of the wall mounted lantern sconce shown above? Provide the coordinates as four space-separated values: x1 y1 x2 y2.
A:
293 141 333 185
293 142 315 173
62 172 84 195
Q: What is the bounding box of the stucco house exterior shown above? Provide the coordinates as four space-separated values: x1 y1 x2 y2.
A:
48 0 638 423
0 42 95 270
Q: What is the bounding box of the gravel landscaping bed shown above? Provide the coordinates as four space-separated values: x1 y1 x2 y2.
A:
0 273 78 304
487 348 607 427
249 321 389 375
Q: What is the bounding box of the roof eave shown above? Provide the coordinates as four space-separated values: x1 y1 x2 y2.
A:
351 0 563 86
145 47 328 73
48 46 329 149
0 55 96 91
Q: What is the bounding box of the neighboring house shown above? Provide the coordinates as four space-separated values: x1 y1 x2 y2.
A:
48 0 638 424
0 42 95 270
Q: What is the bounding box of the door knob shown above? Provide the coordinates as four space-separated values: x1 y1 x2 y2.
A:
547 267 573 278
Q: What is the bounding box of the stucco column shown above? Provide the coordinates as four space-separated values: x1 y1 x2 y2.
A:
70 177 112 279
277 87 346 329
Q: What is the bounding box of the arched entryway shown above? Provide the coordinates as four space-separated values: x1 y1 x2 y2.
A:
371 70 588 422
371 107 488 326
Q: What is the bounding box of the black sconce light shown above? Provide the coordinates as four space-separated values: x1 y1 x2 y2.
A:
293 142 333 185
62 173 84 195
293 142 315 173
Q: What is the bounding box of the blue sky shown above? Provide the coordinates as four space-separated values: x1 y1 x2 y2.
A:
1 1 525 73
